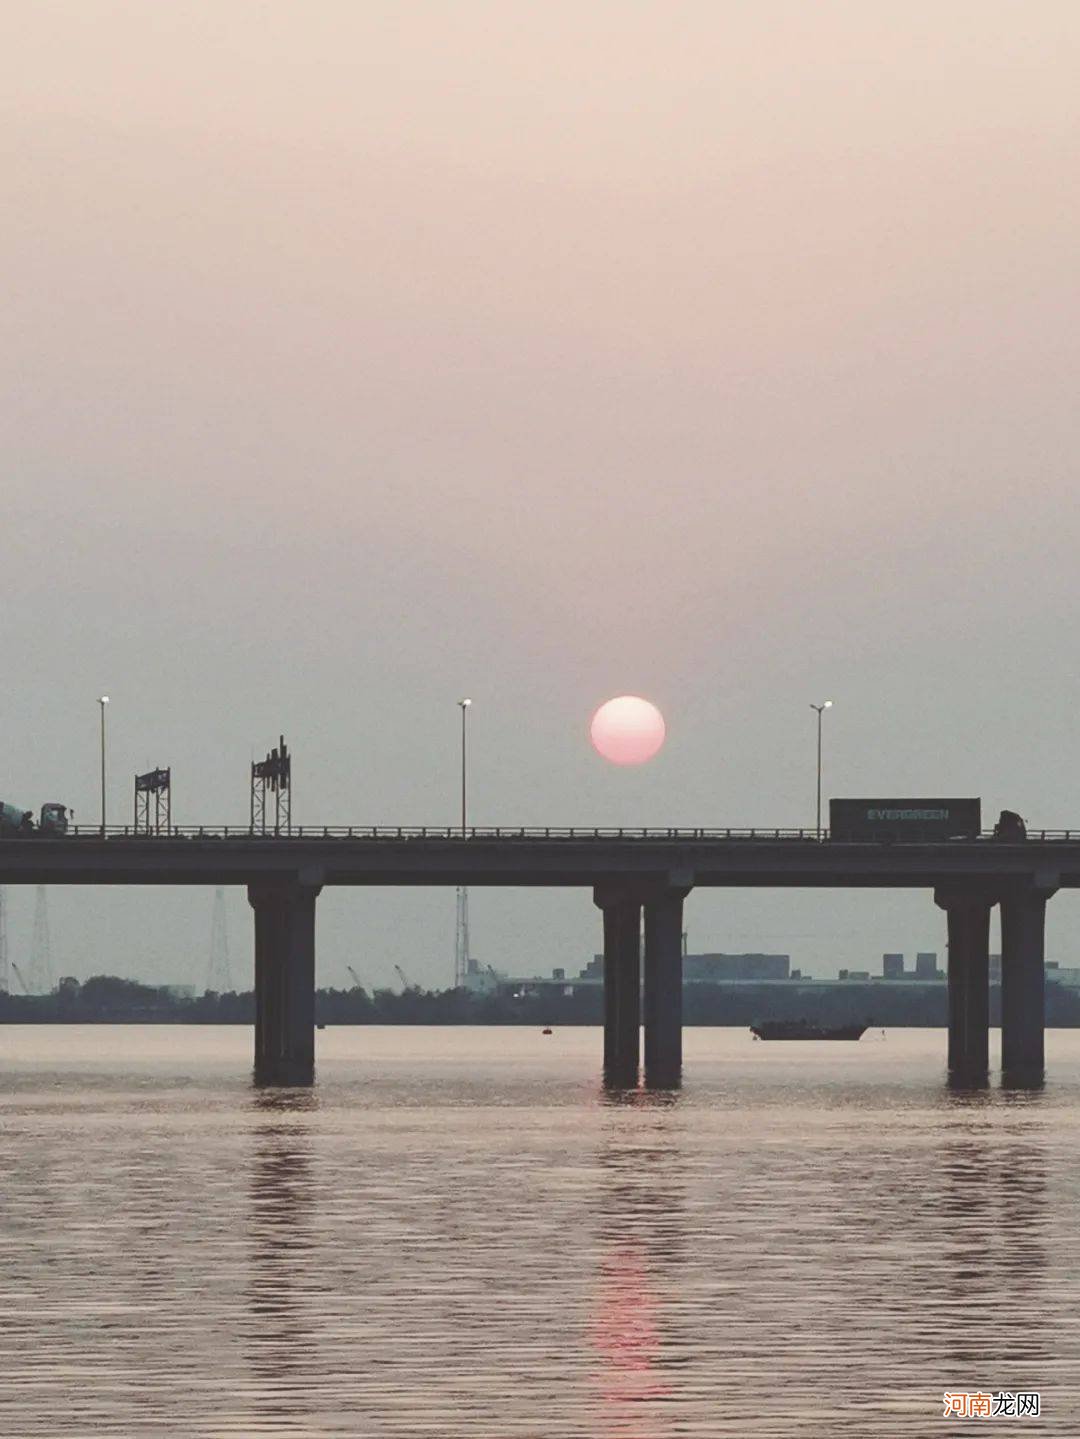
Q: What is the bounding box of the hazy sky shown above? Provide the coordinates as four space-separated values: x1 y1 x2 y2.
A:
4 1 1080 988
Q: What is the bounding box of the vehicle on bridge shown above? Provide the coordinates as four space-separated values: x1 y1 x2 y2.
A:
0 800 71 837
829 797 981 842
993 809 1027 841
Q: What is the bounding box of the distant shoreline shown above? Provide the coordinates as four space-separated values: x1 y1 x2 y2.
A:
5 974 1080 1028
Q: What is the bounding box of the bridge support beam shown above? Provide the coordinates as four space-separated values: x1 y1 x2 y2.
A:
936 888 993 1083
595 888 642 1084
1000 885 1055 1082
643 888 690 1087
248 880 321 1086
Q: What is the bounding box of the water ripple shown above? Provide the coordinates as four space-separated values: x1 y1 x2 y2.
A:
2 1026 1080 1435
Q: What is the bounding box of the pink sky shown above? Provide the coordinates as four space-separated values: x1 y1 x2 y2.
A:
4 2 1080 985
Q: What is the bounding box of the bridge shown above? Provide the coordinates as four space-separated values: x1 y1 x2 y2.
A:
1 825 1074 1087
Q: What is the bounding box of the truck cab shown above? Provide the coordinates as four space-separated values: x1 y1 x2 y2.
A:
39 802 70 835
993 809 1027 841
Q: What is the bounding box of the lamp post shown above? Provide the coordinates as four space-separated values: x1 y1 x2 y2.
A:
454 699 473 989
810 700 832 840
98 696 110 836
457 698 472 837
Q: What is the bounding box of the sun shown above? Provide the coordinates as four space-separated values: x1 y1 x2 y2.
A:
589 696 666 766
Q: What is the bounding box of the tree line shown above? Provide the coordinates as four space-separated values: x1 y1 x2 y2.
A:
6 974 1080 1026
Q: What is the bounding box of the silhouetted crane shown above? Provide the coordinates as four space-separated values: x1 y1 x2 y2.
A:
10 961 30 995
394 963 418 993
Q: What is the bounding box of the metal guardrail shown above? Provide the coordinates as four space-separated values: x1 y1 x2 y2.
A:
65 824 823 840
33 825 1080 842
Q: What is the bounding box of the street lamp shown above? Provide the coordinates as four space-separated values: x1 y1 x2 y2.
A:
810 700 832 841
457 698 472 837
454 699 473 989
98 696 110 836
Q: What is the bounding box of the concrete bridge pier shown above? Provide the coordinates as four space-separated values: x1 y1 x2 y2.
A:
248 879 321 1086
936 888 993 1082
595 888 642 1084
643 888 690 1087
1000 883 1055 1082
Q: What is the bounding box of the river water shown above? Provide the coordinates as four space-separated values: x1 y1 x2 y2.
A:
3 1025 1080 1437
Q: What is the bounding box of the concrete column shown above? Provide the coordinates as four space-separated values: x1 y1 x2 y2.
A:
935 888 993 1082
1000 886 1054 1081
594 888 642 1083
643 889 689 1087
249 881 321 1086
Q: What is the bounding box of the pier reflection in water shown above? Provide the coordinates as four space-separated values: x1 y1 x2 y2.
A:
234 1092 321 1437
3 1026 1080 1436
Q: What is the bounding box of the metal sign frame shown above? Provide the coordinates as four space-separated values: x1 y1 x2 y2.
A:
134 767 171 835
251 737 291 836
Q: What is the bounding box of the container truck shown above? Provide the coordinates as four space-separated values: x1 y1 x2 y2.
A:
829 798 981 842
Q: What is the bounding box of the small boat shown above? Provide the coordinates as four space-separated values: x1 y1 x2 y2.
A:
750 1019 867 1041
541 1027 553 1035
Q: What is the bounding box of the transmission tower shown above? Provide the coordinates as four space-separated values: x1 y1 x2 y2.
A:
26 886 54 995
0 887 8 995
207 887 234 993
454 886 471 987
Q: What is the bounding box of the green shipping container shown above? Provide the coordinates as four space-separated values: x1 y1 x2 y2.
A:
829 798 981 842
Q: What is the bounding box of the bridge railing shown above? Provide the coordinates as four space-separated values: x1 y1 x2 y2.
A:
61 824 827 840
43 824 1080 842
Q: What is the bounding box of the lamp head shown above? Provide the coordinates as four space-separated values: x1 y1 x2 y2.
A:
99 695 109 705
459 697 472 708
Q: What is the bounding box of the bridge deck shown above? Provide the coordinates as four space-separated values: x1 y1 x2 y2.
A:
0 831 1076 888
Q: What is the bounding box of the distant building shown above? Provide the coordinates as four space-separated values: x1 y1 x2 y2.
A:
684 953 790 982
883 953 905 980
915 952 941 980
158 984 195 1000
463 959 505 995
841 969 870 981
